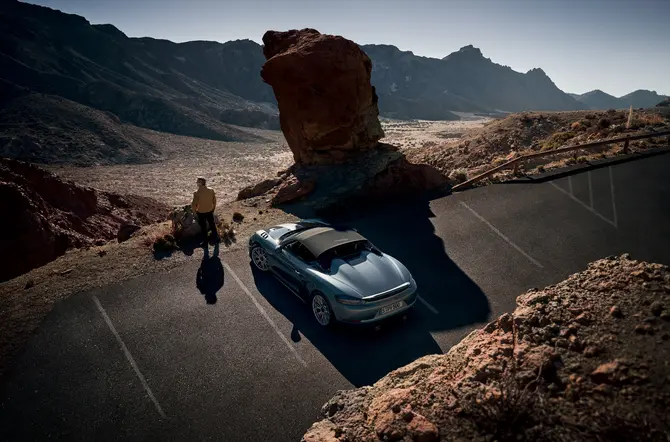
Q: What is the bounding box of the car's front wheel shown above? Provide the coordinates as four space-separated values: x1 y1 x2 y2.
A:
311 292 334 327
250 245 270 272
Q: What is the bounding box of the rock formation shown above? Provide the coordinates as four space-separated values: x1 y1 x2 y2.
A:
0 158 169 281
303 255 670 441
261 29 384 165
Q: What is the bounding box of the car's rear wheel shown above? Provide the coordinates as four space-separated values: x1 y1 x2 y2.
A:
311 292 333 327
250 245 269 271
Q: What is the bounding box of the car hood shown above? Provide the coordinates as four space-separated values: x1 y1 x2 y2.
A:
330 252 408 298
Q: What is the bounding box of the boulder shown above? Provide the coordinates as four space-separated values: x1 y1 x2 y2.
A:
261 28 384 165
237 178 283 200
271 177 316 205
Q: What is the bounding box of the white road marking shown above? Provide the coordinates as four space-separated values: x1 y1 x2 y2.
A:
222 261 307 367
588 171 594 208
549 181 617 228
609 166 618 227
417 296 439 314
93 296 166 419
460 202 543 268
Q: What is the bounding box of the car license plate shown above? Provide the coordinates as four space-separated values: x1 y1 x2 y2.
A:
380 301 404 315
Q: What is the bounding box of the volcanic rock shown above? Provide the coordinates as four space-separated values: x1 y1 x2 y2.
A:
0 158 168 281
261 29 384 165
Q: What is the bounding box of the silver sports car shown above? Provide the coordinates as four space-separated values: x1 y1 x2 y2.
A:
248 219 418 327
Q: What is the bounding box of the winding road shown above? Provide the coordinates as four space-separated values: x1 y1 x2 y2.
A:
2 154 670 441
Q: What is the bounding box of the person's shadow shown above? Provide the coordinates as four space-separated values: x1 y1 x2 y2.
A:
196 244 224 304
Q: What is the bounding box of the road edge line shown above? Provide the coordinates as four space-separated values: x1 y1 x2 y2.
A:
222 261 308 368
93 296 167 419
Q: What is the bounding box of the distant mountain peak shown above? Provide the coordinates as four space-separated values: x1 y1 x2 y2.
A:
581 89 614 97
458 44 483 55
526 67 548 77
442 44 485 61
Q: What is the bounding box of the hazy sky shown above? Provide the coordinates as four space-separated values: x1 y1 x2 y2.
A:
25 0 669 97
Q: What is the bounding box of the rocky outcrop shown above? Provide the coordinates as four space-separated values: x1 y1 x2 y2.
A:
0 158 169 281
237 144 449 215
261 29 384 165
238 30 448 211
303 255 670 441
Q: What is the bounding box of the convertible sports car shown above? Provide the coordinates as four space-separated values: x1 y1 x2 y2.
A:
248 219 418 327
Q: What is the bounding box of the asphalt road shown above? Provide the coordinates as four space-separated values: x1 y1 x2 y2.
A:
2 154 670 441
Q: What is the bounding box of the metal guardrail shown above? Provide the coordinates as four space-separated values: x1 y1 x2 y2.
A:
452 129 670 191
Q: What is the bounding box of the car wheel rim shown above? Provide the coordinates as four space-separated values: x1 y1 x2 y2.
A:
312 295 331 326
252 247 269 271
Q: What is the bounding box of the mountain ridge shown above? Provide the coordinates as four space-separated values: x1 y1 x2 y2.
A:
569 89 668 110
362 42 588 116
1 0 665 148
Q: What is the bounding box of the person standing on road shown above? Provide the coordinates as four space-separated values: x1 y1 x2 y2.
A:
191 177 219 245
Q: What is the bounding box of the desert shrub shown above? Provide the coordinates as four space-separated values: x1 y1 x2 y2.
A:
565 157 577 165
598 118 611 129
612 125 625 134
143 224 172 247
570 121 585 131
606 108 617 115
216 219 237 246
537 165 545 173
584 113 597 120
153 234 177 253
576 156 588 163
460 367 545 442
542 132 576 150
451 169 468 183
232 212 245 223
633 113 665 127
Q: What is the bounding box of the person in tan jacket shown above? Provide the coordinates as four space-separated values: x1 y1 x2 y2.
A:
191 177 219 244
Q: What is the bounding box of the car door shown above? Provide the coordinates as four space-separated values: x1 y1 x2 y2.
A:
272 241 303 294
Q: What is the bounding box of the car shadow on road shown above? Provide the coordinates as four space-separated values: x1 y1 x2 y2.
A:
324 196 492 333
251 265 442 387
252 195 491 386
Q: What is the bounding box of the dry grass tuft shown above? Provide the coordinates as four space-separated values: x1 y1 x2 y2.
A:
142 223 173 247
634 113 666 127
450 168 468 183
542 132 577 151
